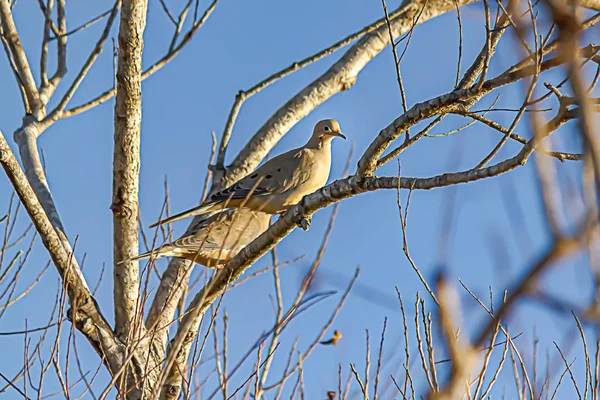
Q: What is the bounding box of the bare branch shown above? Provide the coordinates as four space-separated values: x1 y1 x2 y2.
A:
52 8 113 41
0 0 40 113
39 1 121 132
158 0 177 26
474 218 597 349
549 0 600 190
62 0 219 119
39 0 67 102
0 24 29 111
111 0 147 353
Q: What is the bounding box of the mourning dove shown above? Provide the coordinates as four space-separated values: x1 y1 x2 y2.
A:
150 119 345 228
131 209 270 268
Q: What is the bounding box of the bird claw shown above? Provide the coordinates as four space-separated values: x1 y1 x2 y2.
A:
294 214 311 231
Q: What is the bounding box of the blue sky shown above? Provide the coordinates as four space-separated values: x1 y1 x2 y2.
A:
0 0 598 398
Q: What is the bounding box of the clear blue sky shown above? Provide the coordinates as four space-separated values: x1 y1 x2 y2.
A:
0 0 597 398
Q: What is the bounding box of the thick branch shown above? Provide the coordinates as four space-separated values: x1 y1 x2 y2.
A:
112 0 147 345
13 120 65 233
580 0 600 10
146 258 192 331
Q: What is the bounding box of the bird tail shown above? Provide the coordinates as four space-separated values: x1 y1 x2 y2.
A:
149 204 212 228
117 246 174 265
117 251 154 265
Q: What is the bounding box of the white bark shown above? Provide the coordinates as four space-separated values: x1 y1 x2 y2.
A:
112 0 147 343
111 0 153 398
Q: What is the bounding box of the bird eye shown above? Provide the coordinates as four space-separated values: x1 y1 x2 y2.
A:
324 126 331 132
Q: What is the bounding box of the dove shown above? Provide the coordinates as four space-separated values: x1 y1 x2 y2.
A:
149 119 345 228
132 209 270 268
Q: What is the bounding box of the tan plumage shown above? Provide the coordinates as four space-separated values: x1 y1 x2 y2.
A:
132 209 270 268
150 119 345 228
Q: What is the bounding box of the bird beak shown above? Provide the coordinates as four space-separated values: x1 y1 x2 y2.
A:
330 131 346 140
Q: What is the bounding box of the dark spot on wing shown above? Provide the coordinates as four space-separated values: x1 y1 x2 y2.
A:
250 173 258 179
265 175 272 179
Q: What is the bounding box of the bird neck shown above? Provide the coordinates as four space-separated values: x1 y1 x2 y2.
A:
305 136 332 150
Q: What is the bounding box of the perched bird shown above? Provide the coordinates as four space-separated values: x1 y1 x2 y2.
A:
132 209 270 268
150 119 345 228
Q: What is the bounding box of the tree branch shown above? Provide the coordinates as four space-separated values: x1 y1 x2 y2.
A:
112 0 148 348
579 0 600 10
39 0 121 133
39 0 67 103
0 0 40 113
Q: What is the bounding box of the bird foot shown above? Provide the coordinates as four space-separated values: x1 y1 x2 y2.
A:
294 214 311 231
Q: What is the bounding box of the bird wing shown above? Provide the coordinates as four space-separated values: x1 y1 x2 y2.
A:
148 149 311 228
207 148 309 205
174 209 269 253
174 211 235 251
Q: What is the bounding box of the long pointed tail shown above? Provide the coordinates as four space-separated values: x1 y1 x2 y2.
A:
117 250 157 265
118 243 180 265
149 204 212 228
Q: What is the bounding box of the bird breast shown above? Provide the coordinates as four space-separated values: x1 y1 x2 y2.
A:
289 147 331 202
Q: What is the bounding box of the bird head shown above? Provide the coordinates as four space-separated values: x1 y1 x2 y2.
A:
308 119 345 148
315 119 345 141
